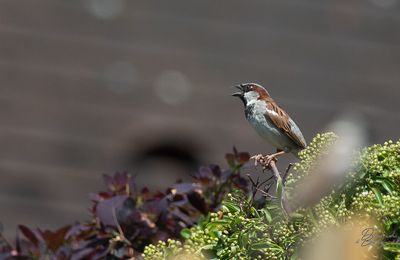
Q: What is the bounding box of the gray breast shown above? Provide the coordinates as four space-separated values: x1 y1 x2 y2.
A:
245 101 299 152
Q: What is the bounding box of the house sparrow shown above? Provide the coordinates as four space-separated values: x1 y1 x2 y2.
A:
232 83 306 164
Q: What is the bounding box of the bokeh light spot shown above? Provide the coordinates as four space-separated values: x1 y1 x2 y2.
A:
85 0 125 19
154 70 193 105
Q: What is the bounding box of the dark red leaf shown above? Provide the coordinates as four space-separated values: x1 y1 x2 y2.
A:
39 225 71 252
237 152 250 164
225 153 235 166
18 225 39 247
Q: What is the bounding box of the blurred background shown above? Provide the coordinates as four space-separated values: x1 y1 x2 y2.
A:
0 0 399 237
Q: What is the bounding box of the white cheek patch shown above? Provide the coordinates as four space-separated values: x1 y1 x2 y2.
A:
244 91 260 104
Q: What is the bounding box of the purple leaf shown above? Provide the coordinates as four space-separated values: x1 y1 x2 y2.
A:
96 195 128 227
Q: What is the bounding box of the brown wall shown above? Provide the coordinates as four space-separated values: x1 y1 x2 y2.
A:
1 0 399 237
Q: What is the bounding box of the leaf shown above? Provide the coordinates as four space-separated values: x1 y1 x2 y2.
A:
200 244 215 250
172 182 196 194
371 187 384 206
180 228 191 239
383 242 400 253
251 242 269 250
18 225 39 247
289 212 304 220
40 225 71 252
276 177 284 210
266 204 279 210
375 178 394 194
237 233 244 248
237 152 250 164
358 170 367 179
251 207 260 218
197 214 211 229
380 181 394 194
210 165 222 177
225 153 235 167
306 208 319 226
260 208 272 223
206 219 231 229
116 197 137 225
210 230 222 239
223 202 240 213
96 195 128 227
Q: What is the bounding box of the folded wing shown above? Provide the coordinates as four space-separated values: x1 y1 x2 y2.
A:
264 101 307 149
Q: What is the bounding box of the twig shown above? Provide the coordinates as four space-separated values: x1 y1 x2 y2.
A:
268 161 280 180
247 173 275 202
282 163 293 184
264 181 274 193
246 174 260 202
269 161 292 215
251 155 293 214
255 187 277 200
111 207 132 246
0 232 13 249
246 174 259 187
259 175 274 187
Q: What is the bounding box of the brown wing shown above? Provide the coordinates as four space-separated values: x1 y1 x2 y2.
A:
264 101 306 149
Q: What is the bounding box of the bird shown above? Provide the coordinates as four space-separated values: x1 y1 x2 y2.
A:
232 83 306 165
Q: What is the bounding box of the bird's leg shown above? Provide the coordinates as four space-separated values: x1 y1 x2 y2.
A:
251 150 286 169
264 150 286 164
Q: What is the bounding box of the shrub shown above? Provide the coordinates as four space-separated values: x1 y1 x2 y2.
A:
0 149 249 259
143 133 400 260
1 134 399 259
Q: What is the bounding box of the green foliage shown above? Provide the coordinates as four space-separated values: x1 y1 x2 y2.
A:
350 140 400 219
143 133 400 260
144 192 293 260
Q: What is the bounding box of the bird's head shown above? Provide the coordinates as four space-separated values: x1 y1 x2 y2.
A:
232 83 271 105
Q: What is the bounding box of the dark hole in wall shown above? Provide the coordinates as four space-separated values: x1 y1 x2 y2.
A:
135 143 199 169
125 141 201 190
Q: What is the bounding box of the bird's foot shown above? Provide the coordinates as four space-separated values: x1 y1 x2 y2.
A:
250 154 264 166
250 154 278 170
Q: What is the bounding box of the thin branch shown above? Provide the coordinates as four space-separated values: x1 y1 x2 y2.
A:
269 161 292 215
251 155 294 215
282 163 293 184
111 207 132 246
264 181 274 193
255 187 277 199
259 175 274 188
268 161 280 180
0 232 13 249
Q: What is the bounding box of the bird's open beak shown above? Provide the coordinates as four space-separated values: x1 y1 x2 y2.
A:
231 85 244 97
